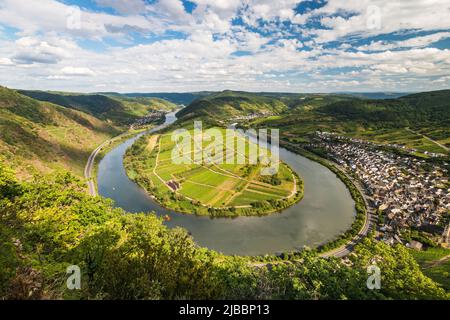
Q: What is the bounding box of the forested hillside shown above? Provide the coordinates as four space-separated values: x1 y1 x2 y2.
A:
110 95 177 113
0 87 119 178
176 90 288 121
19 90 175 126
0 163 447 299
121 92 209 105
247 90 450 154
319 90 450 127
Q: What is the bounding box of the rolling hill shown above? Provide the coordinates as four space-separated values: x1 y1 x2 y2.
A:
18 90 176 126
176 90 289 122
120 92 210 105
249 89 450 155
319 90 450 126
0 86 120 178
337 92 412 99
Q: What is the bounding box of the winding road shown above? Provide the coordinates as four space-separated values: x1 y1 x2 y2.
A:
84 140 108 196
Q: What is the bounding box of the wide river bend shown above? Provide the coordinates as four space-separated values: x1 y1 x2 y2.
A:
97 111 355 255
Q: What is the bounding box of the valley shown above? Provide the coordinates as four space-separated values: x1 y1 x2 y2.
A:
0 87 177 178
2 0 450 304
1 86 448 300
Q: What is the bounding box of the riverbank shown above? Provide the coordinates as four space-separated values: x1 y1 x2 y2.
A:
246 141 371 263
280 141 371 255
84 126 156 196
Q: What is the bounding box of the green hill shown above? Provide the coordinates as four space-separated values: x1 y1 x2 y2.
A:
176 90 288 122
18 90 176 126
109 95 177 113
319 90 450 126
0 86 119 178
338 92 412 99
249 89 450 155
121 92 210 105
399 89 450 122
1 86 449 300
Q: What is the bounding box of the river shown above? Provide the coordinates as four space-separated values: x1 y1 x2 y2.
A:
97 111 356 256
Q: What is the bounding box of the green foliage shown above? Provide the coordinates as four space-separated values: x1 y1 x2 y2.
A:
410 247 450 291
402 229 438 248
0 163 219 299
251 89 450 155
1 86 449 300
0 162 447 300
352 238 448 299
120 92 208 105
111 96 177 113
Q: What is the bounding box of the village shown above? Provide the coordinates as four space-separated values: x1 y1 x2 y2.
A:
129 111 165 129
230 111 275 121
310 132 450 249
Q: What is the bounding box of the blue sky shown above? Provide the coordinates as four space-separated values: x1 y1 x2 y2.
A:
0 0 449 92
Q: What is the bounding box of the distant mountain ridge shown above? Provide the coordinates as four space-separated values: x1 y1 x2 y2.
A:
1 86 449 177
97 92 210 105
337 92 413 99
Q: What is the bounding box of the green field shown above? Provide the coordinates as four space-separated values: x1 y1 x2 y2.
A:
124 127 303 216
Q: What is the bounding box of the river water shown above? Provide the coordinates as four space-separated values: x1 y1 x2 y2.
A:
97 111 355 255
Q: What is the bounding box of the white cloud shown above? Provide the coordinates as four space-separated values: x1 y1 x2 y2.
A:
11 36 75 65
0 57 14 66
357 32 450 51
242 0 300 26
192 0 242 18
0 0 449 92
60 66 96 77
0 0 157 39
303 0 450 43
149 0 193 25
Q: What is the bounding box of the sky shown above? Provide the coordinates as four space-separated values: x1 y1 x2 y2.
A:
0 0 449 93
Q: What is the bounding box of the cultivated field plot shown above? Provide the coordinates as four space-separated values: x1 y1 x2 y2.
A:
133 127 297 209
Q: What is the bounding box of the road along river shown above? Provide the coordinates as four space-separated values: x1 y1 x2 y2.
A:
97 111 356 256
